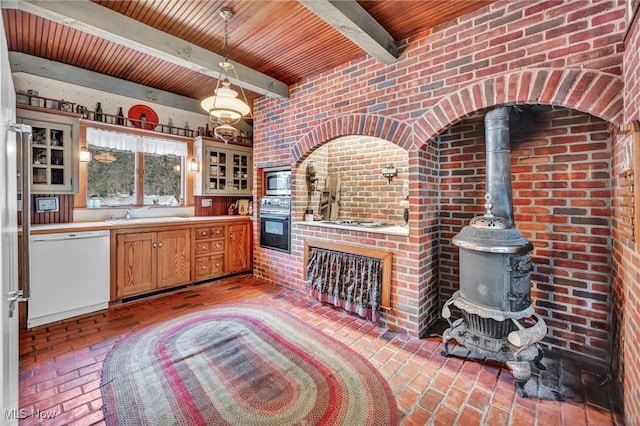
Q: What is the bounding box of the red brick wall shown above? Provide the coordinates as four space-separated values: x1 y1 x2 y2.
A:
619 3 640 424
438 108 613 362
253 0 629 404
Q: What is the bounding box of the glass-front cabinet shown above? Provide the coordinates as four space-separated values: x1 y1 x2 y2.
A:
18 110 79 193
194 137 252 196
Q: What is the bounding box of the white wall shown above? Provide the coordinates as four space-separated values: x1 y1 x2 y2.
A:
12 73 212 132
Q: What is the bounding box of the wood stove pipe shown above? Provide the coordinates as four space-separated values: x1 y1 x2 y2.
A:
485 106 514 226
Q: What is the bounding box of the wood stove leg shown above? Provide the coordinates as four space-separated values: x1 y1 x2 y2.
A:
516 380 529 398
508 360 532 398
441 329 453 357
533 344 545 370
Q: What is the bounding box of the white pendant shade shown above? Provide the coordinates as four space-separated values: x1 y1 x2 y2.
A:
201 82 251 124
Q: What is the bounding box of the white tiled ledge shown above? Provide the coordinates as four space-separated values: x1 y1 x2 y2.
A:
295 220 409 237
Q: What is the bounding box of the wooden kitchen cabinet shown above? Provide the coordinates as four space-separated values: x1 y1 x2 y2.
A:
111 218 251 301
115 228 191 298
193 224 226 281
192 220 252 282
228 221 250 273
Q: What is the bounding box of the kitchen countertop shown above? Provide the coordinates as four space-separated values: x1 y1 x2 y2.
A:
296 220 409 236
24 215 252 234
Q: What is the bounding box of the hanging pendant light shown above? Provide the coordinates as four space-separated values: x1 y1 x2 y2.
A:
200 8 251 141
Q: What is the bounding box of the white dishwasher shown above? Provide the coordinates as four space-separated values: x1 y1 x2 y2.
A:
28 230 110 328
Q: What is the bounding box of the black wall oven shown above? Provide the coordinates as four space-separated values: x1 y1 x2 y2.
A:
259 197 291 253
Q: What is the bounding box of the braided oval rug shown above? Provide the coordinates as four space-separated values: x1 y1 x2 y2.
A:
101 303 399 426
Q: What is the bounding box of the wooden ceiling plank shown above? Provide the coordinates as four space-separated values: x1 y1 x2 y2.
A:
6 0 288 98
298 0 398 64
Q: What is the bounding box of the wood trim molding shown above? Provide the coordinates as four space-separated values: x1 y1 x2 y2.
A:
303 239 392 310
619 121 640 246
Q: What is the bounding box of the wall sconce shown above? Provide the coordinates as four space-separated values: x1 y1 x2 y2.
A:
190 158 200 171
79 145 91 162
381 164 397 183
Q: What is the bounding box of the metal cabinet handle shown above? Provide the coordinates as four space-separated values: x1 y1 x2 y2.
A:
202 245 207 250
158 242 162 248
202 231 207 236
152 242 157 248
230 233 234 239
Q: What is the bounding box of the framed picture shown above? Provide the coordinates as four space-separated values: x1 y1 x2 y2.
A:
238 199 249 216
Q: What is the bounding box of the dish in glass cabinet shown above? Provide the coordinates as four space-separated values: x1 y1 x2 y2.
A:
128 104 158 131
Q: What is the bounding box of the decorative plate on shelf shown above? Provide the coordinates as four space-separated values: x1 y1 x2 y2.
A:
59 101 73 112
128 104 158 131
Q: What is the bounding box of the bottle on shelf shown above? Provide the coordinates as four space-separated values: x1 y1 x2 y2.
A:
95 102 103 122
116 107 125 125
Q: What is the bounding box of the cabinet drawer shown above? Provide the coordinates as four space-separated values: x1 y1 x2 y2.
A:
195 255 225 279
194 226 225 240
195 239 225 255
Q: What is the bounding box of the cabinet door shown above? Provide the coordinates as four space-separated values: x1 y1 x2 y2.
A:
228 222 250 273
21 118 74 193
157 229 191 288
204 145 228 193
229 150 252 195
195 254 225 280
116 232 156 297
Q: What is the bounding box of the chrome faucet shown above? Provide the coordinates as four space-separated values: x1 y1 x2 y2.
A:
125 206 151 220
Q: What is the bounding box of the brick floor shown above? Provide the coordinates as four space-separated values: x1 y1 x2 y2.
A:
17 274 625 425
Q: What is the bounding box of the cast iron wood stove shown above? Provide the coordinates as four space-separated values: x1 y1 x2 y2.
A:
441 106 547 396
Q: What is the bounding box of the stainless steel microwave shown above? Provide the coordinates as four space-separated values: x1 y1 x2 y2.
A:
264 169 291 196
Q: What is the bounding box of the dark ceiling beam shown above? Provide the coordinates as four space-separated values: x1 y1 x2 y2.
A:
298 0 398 64
10 52 206 114
5 0 289 99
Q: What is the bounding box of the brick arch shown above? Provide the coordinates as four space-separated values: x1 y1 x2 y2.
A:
413 68 623 148
290 114 412 163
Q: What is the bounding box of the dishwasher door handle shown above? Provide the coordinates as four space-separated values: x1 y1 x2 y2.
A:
31 231 110 243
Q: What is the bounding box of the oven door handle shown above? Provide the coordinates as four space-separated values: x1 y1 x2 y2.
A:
260 213 291 220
